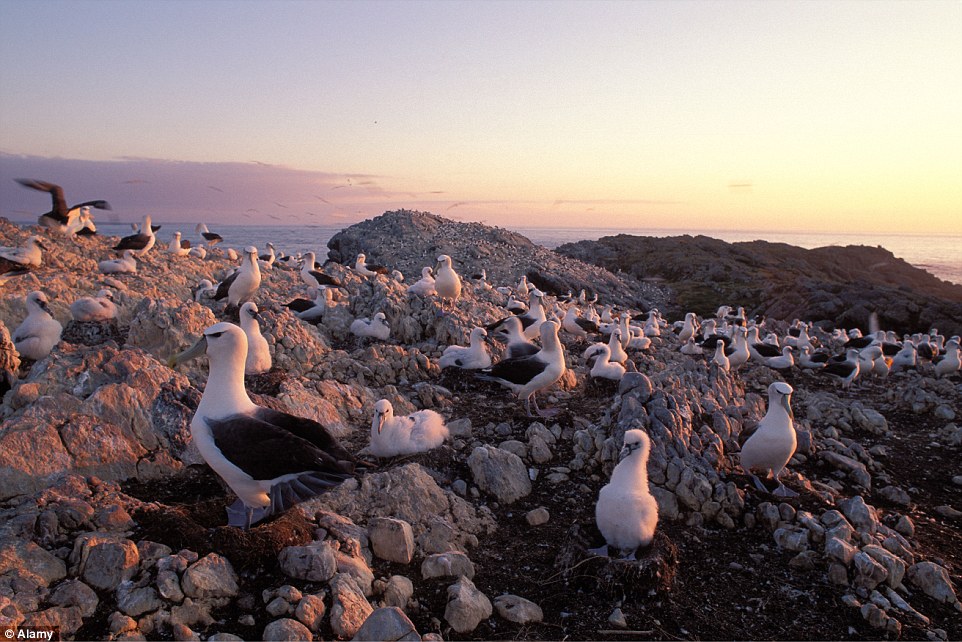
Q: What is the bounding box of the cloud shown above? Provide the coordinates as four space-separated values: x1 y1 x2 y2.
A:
0 152 386 226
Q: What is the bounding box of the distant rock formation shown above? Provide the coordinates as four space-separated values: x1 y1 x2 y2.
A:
327 210 666 310
557 234 962 336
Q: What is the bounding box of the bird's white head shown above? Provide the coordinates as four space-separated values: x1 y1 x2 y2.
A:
373 399 394 434
374 312 387 323
769 381 794 419
26 290 50 313
27 235 47 251
169 322 246 369
241 301 259 322
621 429 651 460
245 246 258 256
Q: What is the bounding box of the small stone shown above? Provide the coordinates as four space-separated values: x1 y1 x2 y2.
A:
907 562 960 607
828 563 849 585
295 594 326 632
493 594 543 624
279 542 337 582
525 507 550 526
267 596 292 617
181 553 239 599
48 579 99 618
608 607 628 628
421 551 475 580
369 517 416 564
444 576 492 634
330 573 374 639
935 505 962 519
352 606 420 641
381 575 415 610
263 618 313 641
788 550 819 571
171 623 200 641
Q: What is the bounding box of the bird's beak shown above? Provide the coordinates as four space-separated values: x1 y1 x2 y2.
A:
168 335 208 368
376 412 385 434
780 393 794 420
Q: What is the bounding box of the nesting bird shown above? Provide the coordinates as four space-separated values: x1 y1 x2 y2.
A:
438 327 491 370
0 235 46 275
70 290 118 322
169 323 364 528
167 231 191 256
12 291 63 361
354 253 388 277
407 267 437 297
740 382 798 497
239 302 271 375
350 312 390 341
196 223 223 246
594 429 659 558
589 344 626 381
368 399 450 457
98 250 137 274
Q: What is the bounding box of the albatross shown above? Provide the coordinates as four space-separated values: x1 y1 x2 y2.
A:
438 327 491 370
368 399 449 457
196 223 223 246
12 291 63 361
0 236 46 275
213 246 261 307
434 254 462 306
15 178 111 231
478 320 566 417
740 382 798 497
593 429 658 558
169 322 365 528
114 215 156 255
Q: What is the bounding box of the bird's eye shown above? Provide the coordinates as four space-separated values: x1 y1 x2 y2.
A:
208 331 224 338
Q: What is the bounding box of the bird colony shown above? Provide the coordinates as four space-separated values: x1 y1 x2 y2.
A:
0 194 960 641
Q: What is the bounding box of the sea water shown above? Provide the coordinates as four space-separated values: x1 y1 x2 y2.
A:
33 222 962 286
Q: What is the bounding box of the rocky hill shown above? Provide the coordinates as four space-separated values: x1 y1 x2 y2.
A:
327 210 666 310
0 215 960 641
557 234 962 336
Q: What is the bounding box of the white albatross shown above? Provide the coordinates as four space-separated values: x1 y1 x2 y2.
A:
0 235 47 275
740 381 798 497
592 429 659 558
212 246 261 307
434 254 462 305
438 327 491 370
407 267 437 297
12 291 63 361
478 320 566 417
169 322 364 529
70 290 118 322
98 250 137 274
368 399 449 457
239 302 271 375
350 312 390 341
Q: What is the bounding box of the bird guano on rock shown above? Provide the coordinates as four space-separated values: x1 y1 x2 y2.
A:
169 322 365 529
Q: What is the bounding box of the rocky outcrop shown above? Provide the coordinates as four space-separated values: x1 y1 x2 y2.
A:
557 234 962 335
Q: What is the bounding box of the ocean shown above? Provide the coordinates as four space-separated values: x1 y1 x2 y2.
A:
19 221 962 286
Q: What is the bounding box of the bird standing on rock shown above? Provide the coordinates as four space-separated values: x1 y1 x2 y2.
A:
114 215 156 256
213 246 261 307
169 323 365 529
740 382 798 497
239 302 271 375
593 429 659 558
434 254 462 307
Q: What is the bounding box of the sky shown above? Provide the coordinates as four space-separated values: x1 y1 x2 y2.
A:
1 0 960 234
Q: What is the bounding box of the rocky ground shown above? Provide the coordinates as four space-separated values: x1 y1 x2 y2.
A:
556 233 962 338
1 213 960 641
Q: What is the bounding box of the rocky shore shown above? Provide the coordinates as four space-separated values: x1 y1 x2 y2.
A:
557 234 962 337
0 212 960 641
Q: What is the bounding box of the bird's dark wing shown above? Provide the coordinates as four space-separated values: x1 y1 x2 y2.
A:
252 406 358 466
750 342 780 358
308 270 341 287
113 233 150 250
482 354 547 385
75 227 97 236
206 413 355 481
575 317 599 333
822 362 855 378
285 298 315 313
16 179 67 220
212 270 240 301
366 263 389 274
0 257 30 275
843 337 873 349
202 232 223 243
68 199 112 212
506 342 540 359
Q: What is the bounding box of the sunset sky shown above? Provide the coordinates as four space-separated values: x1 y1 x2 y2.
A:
1 0 960 233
